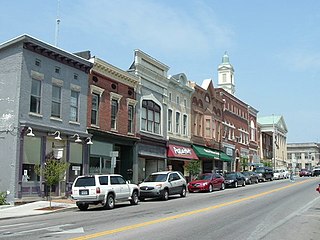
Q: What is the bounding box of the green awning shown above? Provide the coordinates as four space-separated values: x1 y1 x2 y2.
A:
192 145 220 159
192 145 233 162
219 152 232 162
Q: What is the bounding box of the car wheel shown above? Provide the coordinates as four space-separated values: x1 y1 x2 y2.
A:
138 197 145 201
255 178 259 184
220 183 225 190
248 179 252 185
104 194 115 209
77 203 89 211
208 184 213 192
130 190 139 205
242 180 246 187
162 189 169 201
234 181 238 188
180 186 187 197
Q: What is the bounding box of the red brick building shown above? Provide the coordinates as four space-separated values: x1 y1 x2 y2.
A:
86 57 140 180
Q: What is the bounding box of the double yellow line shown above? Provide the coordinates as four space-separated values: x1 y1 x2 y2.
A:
69 179 312 240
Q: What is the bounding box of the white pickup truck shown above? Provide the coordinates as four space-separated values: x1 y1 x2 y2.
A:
71 174 139 211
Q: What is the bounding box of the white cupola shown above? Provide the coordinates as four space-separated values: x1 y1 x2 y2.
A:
217 52 235 95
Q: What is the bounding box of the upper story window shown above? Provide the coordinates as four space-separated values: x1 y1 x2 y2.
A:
91 93 100 125
111 99 119 130
169 92 172 102
30 79 42 114
176 96 180 105
250 120 256 141
55 66 60 74
73 74 78 80
128 105 134 133
223 74 226 83
141 100 160 134
175 112 180 134
35 59 41 67
168 109 173 132
184 99 187 107
110 92 122 130
51 85 62 118
183 114 188 136
90 85 104 126
70 90 79 122
205 118 211 138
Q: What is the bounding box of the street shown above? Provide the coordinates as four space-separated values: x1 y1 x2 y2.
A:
0 177 319 240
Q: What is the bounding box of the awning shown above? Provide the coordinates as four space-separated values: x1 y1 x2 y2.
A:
167 144 198 160
192 145 232 162
219 152 233 162
192 145 220 159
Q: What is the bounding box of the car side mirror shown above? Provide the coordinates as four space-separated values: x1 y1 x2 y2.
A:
126 180 131 184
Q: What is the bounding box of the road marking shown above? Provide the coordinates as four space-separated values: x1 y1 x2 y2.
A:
68 179 315 240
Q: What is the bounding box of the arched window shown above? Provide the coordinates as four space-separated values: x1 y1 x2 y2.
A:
141 100 161 134
250 120 256 141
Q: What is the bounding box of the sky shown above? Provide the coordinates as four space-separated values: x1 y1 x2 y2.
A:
0 0 319 143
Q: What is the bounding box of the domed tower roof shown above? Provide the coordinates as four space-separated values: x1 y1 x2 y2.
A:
222 51 230 64
217 51 235 95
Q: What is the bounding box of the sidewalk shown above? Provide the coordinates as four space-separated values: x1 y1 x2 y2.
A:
0 198 76 220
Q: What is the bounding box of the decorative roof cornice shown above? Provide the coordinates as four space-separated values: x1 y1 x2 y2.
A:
92 57 140 88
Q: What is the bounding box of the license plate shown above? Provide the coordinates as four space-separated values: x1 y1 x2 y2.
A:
80 190 88 195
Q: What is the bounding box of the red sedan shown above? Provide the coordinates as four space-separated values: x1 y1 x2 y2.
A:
188 173 225 193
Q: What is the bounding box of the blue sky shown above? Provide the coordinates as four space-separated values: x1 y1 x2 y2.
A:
1 0 319 143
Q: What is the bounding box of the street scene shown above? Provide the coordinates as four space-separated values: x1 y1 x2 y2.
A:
0 177 319 239
1 1 320 240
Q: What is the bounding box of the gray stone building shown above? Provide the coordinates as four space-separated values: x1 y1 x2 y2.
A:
166 73 197 176
0 35 92 202
128 50 169 182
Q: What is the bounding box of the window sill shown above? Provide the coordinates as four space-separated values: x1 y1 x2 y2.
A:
90 124 100 129
29 112 43 118
69 121 80 126
50 117 63 122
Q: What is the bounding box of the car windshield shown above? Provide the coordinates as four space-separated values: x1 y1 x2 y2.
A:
225 173 236 179
242 172 250 176
145 174 168 182
197 174 212 180
255 168 265 173
75 177 95 187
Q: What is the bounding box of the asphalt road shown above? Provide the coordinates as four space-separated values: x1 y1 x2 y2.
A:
0 177 319 240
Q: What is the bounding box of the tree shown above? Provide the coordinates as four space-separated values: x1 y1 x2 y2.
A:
240 157 249 171
34 156 69 209
185 160 201 181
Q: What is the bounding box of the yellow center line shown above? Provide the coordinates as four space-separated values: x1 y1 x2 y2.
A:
68 179 313 240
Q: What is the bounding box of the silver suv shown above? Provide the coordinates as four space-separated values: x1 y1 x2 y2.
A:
71 174 139 211
139 171 187 201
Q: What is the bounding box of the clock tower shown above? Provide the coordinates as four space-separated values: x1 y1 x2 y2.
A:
218 52 235 95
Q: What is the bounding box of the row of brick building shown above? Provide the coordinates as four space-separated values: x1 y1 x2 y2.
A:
0 35 288 201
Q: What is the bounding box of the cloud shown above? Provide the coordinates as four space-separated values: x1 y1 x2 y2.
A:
62 0 234 56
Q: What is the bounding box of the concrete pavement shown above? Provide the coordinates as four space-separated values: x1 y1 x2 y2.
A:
0 198 76 220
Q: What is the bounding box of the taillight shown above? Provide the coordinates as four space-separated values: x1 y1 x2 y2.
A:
96 187 101 194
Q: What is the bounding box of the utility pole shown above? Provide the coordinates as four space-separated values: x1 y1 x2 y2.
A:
272 114 276 171
55 0 61 46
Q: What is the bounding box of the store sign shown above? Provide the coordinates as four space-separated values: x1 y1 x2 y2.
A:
167 145 198 160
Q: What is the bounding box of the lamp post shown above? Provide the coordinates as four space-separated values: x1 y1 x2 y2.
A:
272 114 276 171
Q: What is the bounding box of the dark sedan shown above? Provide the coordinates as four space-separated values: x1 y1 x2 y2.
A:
224 172 246 188
241 171 259 184
188 173 225 193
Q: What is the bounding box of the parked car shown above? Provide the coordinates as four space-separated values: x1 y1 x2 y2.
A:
254 167 274 181
273 169 285 180
281 169 289 179
224 172 246 188
241 171 259 184
188 173 225 192
299 169 312 177
71 174 139 211
312 167 320 177
139 171 187 201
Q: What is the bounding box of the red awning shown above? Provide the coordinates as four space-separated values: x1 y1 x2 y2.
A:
167 144 199 160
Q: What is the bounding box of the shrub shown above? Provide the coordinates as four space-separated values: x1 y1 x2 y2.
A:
0 192 8 205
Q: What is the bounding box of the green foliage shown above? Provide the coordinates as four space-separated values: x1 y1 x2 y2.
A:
34 158 69 207
185 160 201 179
240 157 249 171
0 192 8 205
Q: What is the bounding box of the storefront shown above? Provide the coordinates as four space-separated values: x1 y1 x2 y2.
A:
192 145 232 173
167 144 199 177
